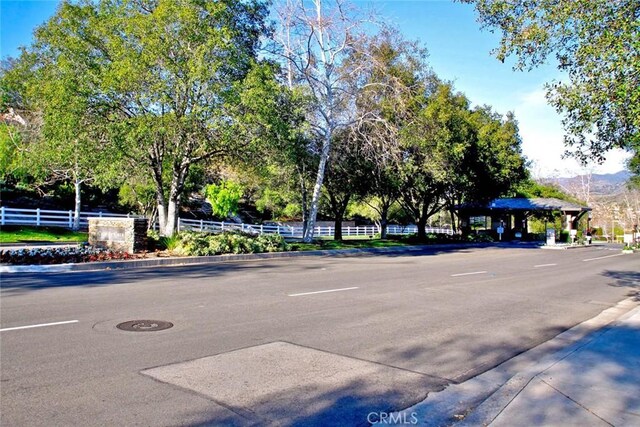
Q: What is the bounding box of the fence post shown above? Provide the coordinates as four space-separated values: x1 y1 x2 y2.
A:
36 208 41 226
127 213 130 218
177 218 181 233
0 206 4 226
260 224 263 234
99 211 103 218
277 225 280 235
68 210 73 228
200 219 204 232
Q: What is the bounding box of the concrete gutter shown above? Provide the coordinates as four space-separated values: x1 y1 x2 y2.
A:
0 241 542 273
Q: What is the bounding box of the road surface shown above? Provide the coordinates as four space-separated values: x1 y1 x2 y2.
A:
1 245 638 426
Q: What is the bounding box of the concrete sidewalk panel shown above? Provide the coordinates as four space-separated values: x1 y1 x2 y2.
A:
536 313 640 426
490 377 611 427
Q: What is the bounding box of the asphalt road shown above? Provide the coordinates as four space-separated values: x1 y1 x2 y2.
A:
1 245 638 426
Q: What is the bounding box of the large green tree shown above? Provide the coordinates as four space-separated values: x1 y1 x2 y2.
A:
16 0 273 235
461 0 640 174
398 81 475 240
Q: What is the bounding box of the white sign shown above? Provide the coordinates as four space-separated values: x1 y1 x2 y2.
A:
546 228 556 245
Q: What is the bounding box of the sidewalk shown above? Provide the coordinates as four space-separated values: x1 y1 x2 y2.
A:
386 298 640 426
472 304 640 426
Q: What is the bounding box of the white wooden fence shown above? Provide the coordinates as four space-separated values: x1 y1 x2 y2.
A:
0 206 454 238
176 218 452 238
0 207 140 229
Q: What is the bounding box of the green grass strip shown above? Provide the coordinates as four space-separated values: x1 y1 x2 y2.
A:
0 226 88 243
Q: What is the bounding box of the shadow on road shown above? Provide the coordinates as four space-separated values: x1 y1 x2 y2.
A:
0 243 547 294
158 318 621 427
0 262 281 294
603 270 640 301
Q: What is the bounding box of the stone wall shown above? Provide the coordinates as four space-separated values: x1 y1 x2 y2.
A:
88 218 148 253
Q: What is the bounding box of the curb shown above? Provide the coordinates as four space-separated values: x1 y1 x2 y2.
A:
0 242 542 273
386 297 640 426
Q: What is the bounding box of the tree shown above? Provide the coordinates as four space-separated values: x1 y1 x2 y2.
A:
272 0 374 242
459 108 527 202
205 180 244 219
398 80 474 241
18 0 273 236
321 130 369 240
351 29 430 239
2 50 117 230
461 0 640 173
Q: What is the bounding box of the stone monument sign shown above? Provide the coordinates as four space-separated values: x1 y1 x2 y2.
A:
88 217 148 253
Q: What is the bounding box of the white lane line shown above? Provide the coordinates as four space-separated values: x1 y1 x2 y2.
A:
451 271 487 277
534 263 557 268
0 320 79 332
288 287 359 297
583 253 626 262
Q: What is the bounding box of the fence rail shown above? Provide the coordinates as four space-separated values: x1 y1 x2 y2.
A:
0 206 453 238
0 207 140 230
176 218 452 238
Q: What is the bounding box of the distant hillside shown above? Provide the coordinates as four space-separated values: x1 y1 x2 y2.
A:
553 170 631 196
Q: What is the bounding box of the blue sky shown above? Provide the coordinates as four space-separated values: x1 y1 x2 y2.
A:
1 0 629 177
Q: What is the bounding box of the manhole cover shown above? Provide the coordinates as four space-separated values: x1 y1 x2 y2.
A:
116 320 173 332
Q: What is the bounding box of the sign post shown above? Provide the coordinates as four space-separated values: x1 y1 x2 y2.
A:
497 226 504 241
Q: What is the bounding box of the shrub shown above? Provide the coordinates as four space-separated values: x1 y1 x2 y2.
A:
467 233 494 243
256 234 290 252
173 231 289 256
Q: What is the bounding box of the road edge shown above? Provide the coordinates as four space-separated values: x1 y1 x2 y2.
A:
0 242 543 273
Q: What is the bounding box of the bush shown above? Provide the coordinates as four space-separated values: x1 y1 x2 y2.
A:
173 231 289 256
467 233 494 243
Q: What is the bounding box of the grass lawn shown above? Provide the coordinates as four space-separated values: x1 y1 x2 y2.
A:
291 238 409 251
0 226 88 244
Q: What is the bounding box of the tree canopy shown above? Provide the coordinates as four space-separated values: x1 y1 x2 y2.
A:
6 0 275 235
462 0 640 174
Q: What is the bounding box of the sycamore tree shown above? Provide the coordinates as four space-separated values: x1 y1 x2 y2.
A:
17 0 275 236
272 0 375 242
461 0 640 174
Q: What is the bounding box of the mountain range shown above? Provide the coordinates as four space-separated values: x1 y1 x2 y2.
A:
550 170 631 196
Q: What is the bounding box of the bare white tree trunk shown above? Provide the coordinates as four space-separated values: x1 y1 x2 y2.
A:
165 198 179 237
73 178 82 231
304 134 332 241
274 0 371 242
